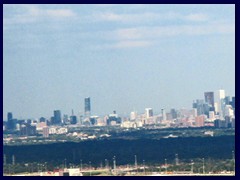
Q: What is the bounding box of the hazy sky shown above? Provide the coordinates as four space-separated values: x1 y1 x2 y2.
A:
3 4 235 119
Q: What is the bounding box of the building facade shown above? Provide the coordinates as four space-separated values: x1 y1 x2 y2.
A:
84 97 91 116
53 110 61 125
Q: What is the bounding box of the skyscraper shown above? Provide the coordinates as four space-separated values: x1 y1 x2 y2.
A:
70 113 77 124
130 111 137 120
170 108 177 119
84 97 91 116
145 108 153 118
53 110 61 124
7 112 16 130
193 99 205 116
204 92 214 109
215 89 226 119
7 112 13 121
224 96 231 105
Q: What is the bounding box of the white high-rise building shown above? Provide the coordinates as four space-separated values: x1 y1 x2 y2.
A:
225 105 234 117
215 89 226 119
209 111 215 121
161 109 166 121
214 102 218 113
145 108 153 118
219 89 226 99
130 111 137 120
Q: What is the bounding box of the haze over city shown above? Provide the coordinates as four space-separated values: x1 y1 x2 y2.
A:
3 4 235 119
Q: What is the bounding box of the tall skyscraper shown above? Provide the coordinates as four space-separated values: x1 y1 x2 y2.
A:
69 117 76 125
7 112 13 121
70 109 77 125
145 108 153 118
170 108 177 119
7 112 16 130
224 96 231 105
215 89 226 119
84 97 91 116
63 114 69 124
204 92 214 109
130 111 137 120
193 100 205 116
225 105 234 117
53 110 61 124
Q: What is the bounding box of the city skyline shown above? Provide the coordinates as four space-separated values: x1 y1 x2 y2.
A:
4 89 235 121
3 4 235 119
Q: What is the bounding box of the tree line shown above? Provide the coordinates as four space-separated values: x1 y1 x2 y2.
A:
3 135 234 167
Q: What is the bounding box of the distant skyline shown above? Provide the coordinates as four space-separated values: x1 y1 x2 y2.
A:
3 4 235 119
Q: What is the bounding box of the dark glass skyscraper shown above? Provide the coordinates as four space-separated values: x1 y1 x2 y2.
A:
84 97 91 116
7 112 13 121
204 92 214 108
70 115 77 124
53 110 61 124
7 112 16 130
224 96 231 105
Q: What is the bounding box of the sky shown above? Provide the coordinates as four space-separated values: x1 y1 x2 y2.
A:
3 4 235 120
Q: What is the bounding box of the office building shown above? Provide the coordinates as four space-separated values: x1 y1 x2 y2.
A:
224 96 231 105
193 100 204 116
70 115 77 124
230 96 235 116
7 112 13 121
225 105 234 117
161 108 166 121
145 108 153 118
204 92 215 109
170 108 177 119
7 112 17 130
214 119 226 128
192 108 197 117
215 89 226 119
203 103 210 117
107 114 121 125
84 97 91 116
20 123 37 136
130 111 137 120
42 126 49 138
89 116 98 126
63 114 69 124
230 97 235 108
232 118 235 128
53 110 62 125
195 115 205 127
39 117 46 123
69 109 77 124
209 111 215 121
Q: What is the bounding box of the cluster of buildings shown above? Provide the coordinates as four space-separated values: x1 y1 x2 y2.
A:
3 89 235 138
